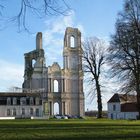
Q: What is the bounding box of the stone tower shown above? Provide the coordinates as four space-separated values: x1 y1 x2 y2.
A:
63 27 84 116
23 32 47 92
22 27 84 117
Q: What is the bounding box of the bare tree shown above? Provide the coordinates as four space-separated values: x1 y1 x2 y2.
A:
108 0 140 118
83 37 107 118
0 0 70 32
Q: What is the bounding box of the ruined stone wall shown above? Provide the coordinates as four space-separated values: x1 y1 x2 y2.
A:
22 27 84 117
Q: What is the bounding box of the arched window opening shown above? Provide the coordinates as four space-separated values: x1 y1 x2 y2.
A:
70 36 75 48
54 80 59 92
54 102 59 115
32 59 36 68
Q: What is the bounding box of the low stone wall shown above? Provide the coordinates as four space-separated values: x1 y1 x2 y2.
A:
31 116 48 119
0 117 15 120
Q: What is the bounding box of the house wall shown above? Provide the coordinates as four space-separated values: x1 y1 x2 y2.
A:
108 102 121 119
108 102 139 119
0 105 43 118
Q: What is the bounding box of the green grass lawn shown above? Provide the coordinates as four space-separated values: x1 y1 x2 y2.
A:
0 118 140 140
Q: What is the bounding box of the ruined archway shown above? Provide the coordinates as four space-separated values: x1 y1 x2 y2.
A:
54 102 59 115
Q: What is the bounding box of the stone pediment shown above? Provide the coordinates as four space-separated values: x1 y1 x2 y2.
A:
49 62 61 73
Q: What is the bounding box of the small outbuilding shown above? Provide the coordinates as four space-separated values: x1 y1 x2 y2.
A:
108 93 139 120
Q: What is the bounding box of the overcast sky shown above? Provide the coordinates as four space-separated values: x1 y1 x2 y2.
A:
0 0 124 110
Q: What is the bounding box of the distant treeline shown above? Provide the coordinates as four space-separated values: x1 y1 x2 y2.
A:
85 111 107 118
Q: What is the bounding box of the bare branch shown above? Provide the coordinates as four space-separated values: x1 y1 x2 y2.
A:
108 0 140 118
83 37 108 118
0 0 70 32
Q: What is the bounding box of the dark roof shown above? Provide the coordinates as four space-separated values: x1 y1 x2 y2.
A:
121 102 138 112
108 93 137 103
108 94 121 103
0 92 41 97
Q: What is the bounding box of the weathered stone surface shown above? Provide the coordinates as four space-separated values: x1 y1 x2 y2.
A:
22 27 85 117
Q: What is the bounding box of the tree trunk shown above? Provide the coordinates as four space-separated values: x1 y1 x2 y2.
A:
136 82 140 119
137 93 140 119
96 80 102 118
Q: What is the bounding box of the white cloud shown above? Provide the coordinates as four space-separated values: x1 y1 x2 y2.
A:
0 59 24 91
0 10 85 91
43 10 85 66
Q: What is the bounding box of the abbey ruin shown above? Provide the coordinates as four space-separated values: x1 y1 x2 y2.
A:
0 27 84 118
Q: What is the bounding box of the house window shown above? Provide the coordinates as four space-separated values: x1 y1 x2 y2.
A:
13 98 17 105
7 98 11 105
113 105 116 111
39 100 42 105
35 97 39 105
20 98 26 105
111 113 113 119
36 108 39 117
30 108 33 115
7 109 10 116
30 97 34 105
22 108 25 115
13 108 16 116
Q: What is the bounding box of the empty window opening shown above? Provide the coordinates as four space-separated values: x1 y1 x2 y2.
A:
54 102 59 115
54 80 59 92
63 79 65 92
49 78 51 92
32 59 36 68
70 36 75 48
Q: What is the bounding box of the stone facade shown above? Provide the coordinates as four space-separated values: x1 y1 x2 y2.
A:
22 27 85 117
0 93 43 118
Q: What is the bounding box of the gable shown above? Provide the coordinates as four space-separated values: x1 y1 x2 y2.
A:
108 94 121 103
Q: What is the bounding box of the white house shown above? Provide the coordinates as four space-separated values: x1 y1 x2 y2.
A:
108 93 139 120
0 92 44 119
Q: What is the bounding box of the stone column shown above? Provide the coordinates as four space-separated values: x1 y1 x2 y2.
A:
36 32 42 50
49 101 52 116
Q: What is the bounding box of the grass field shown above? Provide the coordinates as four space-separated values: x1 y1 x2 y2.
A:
0 118 140 140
